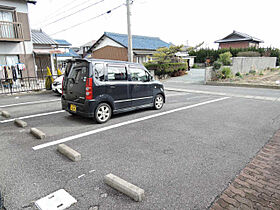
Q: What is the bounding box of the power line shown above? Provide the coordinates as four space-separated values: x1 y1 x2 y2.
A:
34 0 79 26
46 0 94 22
48 0 78 16
42 0 105 28
50 3 125 36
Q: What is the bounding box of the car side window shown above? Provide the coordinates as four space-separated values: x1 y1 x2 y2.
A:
130 67 149 82
94 63 105 81
107 65 127 81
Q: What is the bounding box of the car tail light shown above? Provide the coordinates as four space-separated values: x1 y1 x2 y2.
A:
85 78 93 100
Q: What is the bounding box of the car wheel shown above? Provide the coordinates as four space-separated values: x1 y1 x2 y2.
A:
95 103 112 123
154 94 164 110
69 112 76 116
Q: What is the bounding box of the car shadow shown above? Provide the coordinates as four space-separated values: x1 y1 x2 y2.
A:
63 108 155 125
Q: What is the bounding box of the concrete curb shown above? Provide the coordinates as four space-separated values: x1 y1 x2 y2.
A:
104 173 144 202
30 128 46 139
57 144 81 162
206 81 280 89
0 89 52 97
1 111 10 118
14 119 27 128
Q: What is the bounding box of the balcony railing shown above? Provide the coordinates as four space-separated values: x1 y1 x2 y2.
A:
0 21 24 42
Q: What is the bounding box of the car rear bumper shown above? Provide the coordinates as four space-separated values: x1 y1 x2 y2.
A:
52 84 62 94
62 99 98 118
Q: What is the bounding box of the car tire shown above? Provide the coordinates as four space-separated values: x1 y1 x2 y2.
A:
69 112 76 116
154 94 164 110
95 103 112 124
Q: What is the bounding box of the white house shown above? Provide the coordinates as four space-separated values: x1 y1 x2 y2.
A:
0 0 36 77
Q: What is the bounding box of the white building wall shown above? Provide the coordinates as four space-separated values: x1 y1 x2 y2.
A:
0 0 33 56
0 0 28 13
94 37 124 51
0 41 33 55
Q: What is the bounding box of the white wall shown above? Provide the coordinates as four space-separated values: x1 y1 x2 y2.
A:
0 0 33 55
0 0 28 13
231 57 277 74
94 37 124 51
0 41 33 55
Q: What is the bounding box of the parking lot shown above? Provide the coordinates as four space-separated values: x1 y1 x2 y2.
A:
1 79 280 209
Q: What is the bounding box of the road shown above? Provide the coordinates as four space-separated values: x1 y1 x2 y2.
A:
0 77 280 209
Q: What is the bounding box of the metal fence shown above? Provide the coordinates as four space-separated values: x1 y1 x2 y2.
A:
0 75 59 95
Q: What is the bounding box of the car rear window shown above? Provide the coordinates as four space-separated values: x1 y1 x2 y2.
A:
68 64 88 83
94 63 105 81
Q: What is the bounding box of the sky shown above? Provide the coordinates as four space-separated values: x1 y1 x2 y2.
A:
28 0 280 49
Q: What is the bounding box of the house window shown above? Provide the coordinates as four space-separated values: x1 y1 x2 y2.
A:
0 10 14 22
0 55 19 65
0 9 15 39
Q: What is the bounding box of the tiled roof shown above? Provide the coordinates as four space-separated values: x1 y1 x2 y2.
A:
56 49 80 58
104 32 170 50
31 29 57 45
54 39 72 46
215 30 264 43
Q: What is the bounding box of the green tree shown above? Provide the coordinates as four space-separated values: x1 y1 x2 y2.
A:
218 52 232 65
153 45 183 64
186 41 204 52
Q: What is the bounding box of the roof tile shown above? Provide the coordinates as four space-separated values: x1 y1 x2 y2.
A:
31 29 57 45
104 32 170 50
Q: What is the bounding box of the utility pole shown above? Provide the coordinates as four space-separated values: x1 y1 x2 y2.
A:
126 0 133 62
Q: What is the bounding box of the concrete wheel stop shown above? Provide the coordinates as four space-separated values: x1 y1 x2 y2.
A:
30 128 46 139
104 173 144 202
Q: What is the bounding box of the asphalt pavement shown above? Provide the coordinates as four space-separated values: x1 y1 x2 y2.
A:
0 76 280 209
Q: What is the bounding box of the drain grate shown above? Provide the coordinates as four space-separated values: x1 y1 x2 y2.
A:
35 189 77 210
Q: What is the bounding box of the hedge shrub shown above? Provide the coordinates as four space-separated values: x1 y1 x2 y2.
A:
213 61 222 70
216 67 232 79
189 47 280 65
144 63 187 76
237 51 261 57
218 52 232 65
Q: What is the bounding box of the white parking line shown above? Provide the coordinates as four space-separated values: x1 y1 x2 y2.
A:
0 99 61 108
165 87 280 102
32 97 230 151
165 93 190 97
0 110 65 123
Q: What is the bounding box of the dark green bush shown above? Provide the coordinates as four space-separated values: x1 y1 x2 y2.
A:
235 72 241 77
218 52 232 65
144 63 187 76
192 64 199 68
213 61 222 70
222 67 232 78
216 67 232 79
237 51 261 57
189 47 280 65
249 70 256 75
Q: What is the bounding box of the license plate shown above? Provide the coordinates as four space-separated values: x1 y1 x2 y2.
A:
70 104 76 112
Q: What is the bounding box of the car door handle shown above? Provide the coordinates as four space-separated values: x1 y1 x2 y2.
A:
110 85 116 89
